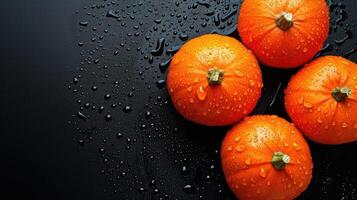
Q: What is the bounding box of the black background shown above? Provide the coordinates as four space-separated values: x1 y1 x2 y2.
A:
1 0 357 200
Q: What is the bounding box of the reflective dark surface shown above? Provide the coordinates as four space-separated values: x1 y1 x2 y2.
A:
1 0 357 200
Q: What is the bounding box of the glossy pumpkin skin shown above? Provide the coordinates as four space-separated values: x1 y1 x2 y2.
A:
238 0 329 68
221 115 312 200
167 34 263 126
285 56 357 144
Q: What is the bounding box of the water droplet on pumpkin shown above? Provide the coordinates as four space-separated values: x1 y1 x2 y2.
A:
303 102 313 109
173 58 180 65
245 158 251 165
293 142 302 151
187 86 193 92
228 145 233 151
170 88 174 93
189 98 195 104
196 86 207 101
259 168 267 178
317 117 323 124
298 96 304 105
342 122 348 128
235 137 241 142
234 71 244 77
235 144 246 152
194 78 199 83
298 182 304 188
303 47 308 53
249 80 255 87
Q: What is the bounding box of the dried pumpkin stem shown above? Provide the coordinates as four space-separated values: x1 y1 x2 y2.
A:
276 12 294 31
272 151 290 170
207 68 224 85
332 87 351 102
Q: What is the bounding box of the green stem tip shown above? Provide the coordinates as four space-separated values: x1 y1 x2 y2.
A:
276 12 294 31
272 152 290 170
332 87 351 102
207 68 224 86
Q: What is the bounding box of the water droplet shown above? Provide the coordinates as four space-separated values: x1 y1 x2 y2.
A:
234 71 244 77
104 94 111 100
303 47 308 53
187 86 193 92
183 184 194 194
235 137 241 142
189 98 195 104
303 102 313 109
77 111 87 120
156 79 166 89
245 158 251 165
293 142 302 151
235 144 245 152
145 111 152 118
151 38 165 56
298 96 304 105
91 86 98 91
106 10 119 18
259 168 267 178
105 114 112 121
196 86 207 101
342 122 348 128
227 145 233 151
249 80 255 87
79 21 89 26
317 117 323 124
116 132 123 138
123 106 132 113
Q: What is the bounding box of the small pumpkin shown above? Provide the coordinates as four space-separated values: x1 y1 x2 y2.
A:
167 34 263 126
285 56 357 144
221 115 313 200
238 0 329 68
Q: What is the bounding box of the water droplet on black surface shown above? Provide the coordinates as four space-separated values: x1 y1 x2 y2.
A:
159 58 172 73
105 114 112 121
104 94 111 100
77 111 87 120
156 79 166 89
79 21 89 26
123 105 132 113
179 32 188 41
151 38 165 56
183 184 195 194
106 10 119 18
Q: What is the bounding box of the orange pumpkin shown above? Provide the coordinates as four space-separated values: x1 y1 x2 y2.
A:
285 56 357 144
221 115 313 200
238 0 329 68
167 34 263 126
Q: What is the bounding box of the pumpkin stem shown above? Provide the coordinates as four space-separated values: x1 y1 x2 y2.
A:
207 68 224 85
272 152 290 170
276 12 294 31
332 87 351 102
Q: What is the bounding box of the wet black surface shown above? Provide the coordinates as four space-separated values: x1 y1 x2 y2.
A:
1 0 357 200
